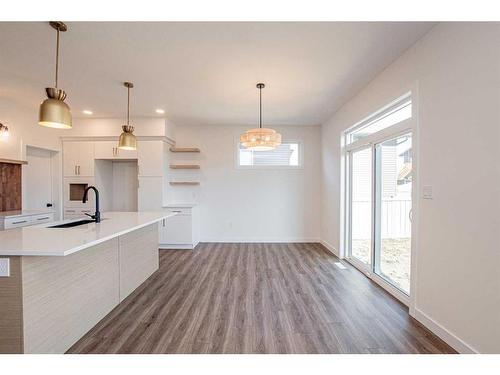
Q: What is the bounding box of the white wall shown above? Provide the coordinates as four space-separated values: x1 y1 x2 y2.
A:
173 124 322 242
321 23 500 353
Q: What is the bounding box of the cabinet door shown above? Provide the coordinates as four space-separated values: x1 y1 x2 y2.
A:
165 215 192 244
94 141 138 160
4 217 32 229
115 147 138 160
63 142 94 176
30 213 55 225
77 142 95 176
137 141 164 176
94 141 116 159
137 176 163 211
63 143 79 176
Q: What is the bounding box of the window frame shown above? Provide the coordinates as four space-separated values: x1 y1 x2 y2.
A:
345 92 412 149
234 138 304 170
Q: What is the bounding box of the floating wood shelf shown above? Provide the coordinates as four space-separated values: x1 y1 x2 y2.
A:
169 164 200 169
169 181 200 186
0 158 28 165
170 147 200 153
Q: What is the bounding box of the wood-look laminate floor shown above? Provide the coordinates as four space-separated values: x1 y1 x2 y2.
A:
68 243 455 354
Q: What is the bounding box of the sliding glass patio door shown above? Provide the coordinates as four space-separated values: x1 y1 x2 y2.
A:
373 134 412 294
345 94 414 301
348 146 373 269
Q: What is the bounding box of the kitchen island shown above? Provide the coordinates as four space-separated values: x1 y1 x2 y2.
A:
0 211 175 354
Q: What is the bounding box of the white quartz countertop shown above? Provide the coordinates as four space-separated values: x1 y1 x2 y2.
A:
0 209 55 218
0 211 175 257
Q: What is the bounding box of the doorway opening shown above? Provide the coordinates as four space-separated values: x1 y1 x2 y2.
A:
24 145 60 215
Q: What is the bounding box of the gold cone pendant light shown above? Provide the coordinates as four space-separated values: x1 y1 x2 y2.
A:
39 21 72 129
118 82 137 150
240 83 281 151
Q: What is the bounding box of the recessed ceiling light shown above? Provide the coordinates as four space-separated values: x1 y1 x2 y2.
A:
82 110 93 115
155 109 165 114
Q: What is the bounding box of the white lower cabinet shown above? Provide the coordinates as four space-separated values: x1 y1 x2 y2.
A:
159 205 199 249
0 212 55 230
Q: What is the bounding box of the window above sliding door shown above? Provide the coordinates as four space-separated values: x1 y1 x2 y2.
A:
345 93 412 149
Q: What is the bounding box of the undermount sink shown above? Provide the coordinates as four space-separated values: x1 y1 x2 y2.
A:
48 219 96 228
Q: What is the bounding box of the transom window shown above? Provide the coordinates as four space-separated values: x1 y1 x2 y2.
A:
237 141 302 168
346 95 412 145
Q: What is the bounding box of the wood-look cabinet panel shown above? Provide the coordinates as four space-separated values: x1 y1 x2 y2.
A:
0 257 23 353
118 223 159 302
21 238 120 354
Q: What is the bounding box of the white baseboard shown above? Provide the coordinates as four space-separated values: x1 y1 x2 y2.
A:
411 307 478 353
320 240 339 256
200 238 321 243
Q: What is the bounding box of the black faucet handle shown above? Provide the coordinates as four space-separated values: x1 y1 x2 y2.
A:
85 213 96 220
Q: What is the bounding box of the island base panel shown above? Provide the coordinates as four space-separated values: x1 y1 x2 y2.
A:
0 222 160 353
0 256 23 353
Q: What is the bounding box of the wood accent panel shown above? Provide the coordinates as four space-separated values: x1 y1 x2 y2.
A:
169 147 200 153
0 162 22 211
68 243 456 354
22 238 120 353
119 223 159 302
0 257 23 353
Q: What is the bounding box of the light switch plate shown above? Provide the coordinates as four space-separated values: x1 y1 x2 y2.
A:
423 185 433 199
0 258 10 277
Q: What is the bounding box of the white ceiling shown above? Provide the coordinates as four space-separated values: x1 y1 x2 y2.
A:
0 22 435 126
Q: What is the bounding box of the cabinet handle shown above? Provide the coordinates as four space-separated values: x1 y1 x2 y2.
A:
12 220 28 225
78 165 81 175
162 219 165 227
37 217 50 220
172 210 182 213
74 165 77 175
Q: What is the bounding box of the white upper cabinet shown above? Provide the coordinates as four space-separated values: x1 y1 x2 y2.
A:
94 141 138 160
137 176 164 210
137 140 165 177
63 142 95 177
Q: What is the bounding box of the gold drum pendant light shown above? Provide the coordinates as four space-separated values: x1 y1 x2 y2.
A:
39 21 72 129
240 83 281 151
118 82 137 150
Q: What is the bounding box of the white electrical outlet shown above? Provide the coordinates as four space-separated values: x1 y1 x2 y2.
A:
423 185 433 199
0 258 10 277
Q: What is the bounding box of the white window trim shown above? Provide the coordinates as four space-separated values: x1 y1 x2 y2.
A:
345 91 412 147
234 138 304 170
